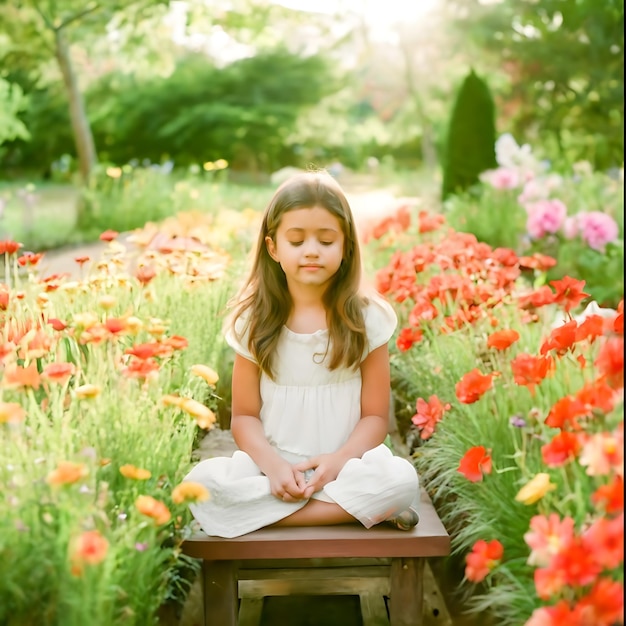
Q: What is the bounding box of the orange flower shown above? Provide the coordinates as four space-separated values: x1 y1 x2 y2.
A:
172 481 210 504
70 530 109 576
125 342 170 360
135 495 171 525
487 329 520 350
119 464 151 480
592 475 624 515
163 335 188 351
455 369 495 404
191 364 219 386
0 401 26 424
42 362 76 384
465 539 503 583
458 446 492 482
2 362 41 390
179 398 216 429
47 461 88 486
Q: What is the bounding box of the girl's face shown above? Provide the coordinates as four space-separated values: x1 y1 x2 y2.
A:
265 206 345 290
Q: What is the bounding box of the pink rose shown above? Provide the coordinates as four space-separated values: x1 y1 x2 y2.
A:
525 199 568 239
576 211 619 251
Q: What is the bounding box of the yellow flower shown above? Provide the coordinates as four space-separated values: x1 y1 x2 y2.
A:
161 394 186 408
47 461 88 486
180 398 216 429
172 481 210 504
119 464 151 480
98 295 117 310
135 495 171 525
74 384 101 400
191 364 219 386
515 473 556 505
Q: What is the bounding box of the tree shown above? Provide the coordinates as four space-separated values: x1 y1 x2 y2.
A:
444 0 624 169
442 69 497 200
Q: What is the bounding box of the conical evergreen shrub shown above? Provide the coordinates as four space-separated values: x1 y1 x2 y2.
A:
442 69 498 200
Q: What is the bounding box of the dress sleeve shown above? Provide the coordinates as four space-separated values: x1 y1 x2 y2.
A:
363 293 398 357
224 314 256 362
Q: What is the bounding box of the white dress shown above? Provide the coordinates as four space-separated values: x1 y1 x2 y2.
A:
185 294 419 538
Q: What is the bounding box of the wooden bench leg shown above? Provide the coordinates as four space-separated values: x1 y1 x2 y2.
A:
202 560 238 626
360 592 389 626
388 557 424 626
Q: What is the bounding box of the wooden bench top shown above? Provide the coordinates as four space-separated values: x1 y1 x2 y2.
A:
182 487 450 561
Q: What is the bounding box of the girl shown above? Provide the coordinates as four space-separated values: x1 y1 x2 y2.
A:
184 171 419 538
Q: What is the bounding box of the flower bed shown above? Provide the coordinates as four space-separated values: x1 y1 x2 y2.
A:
370 205 623 625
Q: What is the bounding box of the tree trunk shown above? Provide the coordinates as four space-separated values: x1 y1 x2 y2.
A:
54 28 98 185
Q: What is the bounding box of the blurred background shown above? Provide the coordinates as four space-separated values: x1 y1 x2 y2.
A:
0 0 623 251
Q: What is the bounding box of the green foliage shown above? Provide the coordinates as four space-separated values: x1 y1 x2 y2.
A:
0 78 30 148
449 0 624 170
443 185 527 251
442 69 498 200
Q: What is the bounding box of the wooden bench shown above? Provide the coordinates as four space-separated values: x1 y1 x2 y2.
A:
181 486 450 626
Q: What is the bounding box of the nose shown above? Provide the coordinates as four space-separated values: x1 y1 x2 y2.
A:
302 238 320 257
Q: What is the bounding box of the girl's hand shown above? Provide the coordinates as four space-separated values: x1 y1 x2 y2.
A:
266 459 307 502
294 453 347 499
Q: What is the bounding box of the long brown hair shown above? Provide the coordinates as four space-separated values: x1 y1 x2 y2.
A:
228 171 368 379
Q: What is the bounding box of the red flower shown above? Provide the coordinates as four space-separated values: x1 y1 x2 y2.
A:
99 229 119 242
396 327 423 352
47 318 68 332
487 329 520 350
578 578 625 626
455 369 495 404
575 378 617 415
458 446 492 482
511 353 554 393
518 253 557 271
408 298 438 325
518 285 556 310
592 475 624 514
0 240 23 255
541 431 581 467
575 314 607 343
550 276 590 312
594 336 624 389
465 539 503 583
540 320 578 356
135 265 157 286
545 396 589 430
411 395 451 440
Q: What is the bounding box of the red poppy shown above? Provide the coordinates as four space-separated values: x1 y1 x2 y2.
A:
575 314 608 343
99 230 119 242
455 369 495 404
578 578 625 626
396 327 423 352
135 265 157 286
487 329 520 350
0 240 23 255
74 255 91 266
511 353 554 393
592 475 624 514
125 342 170 360
518 253 557 271
17 252 44 267
594 336 624 389
0 289 8 311
465 539 503 583
458 446 492 482
47 318 68 332
163 335 189 351
575 378 617 415
408 298 438 325
540 320 578 356
518 286 556 310
411 395 451 440
545 396 589 430
417 210 445 233
541 431 582 467
550 276 590 312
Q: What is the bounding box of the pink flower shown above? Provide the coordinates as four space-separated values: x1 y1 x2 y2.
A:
576 211 619 251
563 216 579 239
523 513 575 567
525 199 568 239
481 167 520 190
